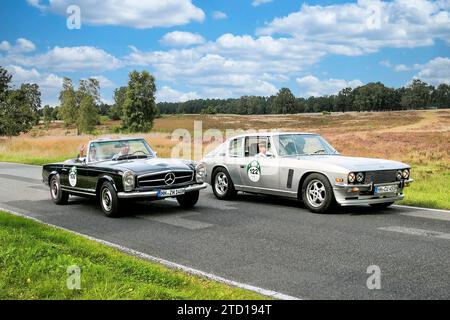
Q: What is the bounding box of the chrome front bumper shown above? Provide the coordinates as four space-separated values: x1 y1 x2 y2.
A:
117 183 208 199
333 179 413 206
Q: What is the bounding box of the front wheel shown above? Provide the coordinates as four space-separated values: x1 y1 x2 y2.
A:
50 175 69 205
99 182 121 218
177 191 200 209
302 173 336 214
212 168 237 200
370 202 394 209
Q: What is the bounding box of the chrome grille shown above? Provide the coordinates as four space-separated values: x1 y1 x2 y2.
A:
364 170 397 184
138 171 194 188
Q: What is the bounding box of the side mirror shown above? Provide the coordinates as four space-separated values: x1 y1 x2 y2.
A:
266 151 275 158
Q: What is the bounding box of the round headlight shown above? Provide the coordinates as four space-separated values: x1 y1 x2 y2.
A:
402 169 410 180
348 172 356 183
122 170 135 192
356 172 365 183
396 170 403 181
195 163 206 183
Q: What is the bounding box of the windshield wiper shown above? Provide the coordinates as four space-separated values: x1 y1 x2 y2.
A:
308 149 327 155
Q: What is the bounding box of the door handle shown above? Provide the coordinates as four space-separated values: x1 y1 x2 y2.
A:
240 165 245 168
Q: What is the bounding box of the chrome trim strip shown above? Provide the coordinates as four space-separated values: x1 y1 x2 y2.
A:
338 195 404 206
234 184 298 195
138 170 194 179
62 186 96 193
61 187 96 196
117 183 208 199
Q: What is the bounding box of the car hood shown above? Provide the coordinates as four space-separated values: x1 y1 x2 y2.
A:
294 155 409 172
96 158 194 175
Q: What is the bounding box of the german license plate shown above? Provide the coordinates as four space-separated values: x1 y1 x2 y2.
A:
157 188 185 198
375 185 398 194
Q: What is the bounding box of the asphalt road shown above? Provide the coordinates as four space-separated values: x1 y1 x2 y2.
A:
1 162 449 300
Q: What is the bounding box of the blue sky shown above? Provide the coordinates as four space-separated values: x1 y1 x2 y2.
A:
0 0 449 106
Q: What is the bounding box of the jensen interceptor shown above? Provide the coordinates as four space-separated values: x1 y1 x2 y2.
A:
201 132 413 213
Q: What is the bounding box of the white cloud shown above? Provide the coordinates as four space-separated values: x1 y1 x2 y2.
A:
27 0 205 29
252 0 273 7
258 0 450 53
393 64 411 72
296 75 363 97
212 11 227 20
3 46 122 72
90 75 115 88
0 38 36 53
6 65 63 106
413 57 450 85
157 86 200 102
125 33 331 97
160 31 205 47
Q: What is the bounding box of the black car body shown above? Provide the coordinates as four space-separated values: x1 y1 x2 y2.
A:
42 138 207 217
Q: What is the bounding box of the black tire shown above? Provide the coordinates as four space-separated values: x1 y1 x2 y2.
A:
99 181 121 218
212 168 237 200
301 173 336 214
370 202 394 209
177 190 200 209
50 175 69 205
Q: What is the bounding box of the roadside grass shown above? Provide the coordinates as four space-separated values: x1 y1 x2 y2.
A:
400 164 450 209
0 211 266 300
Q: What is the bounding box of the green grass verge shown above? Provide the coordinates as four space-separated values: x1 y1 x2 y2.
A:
0 155 69 166
400 164 450 210
0 211 266 300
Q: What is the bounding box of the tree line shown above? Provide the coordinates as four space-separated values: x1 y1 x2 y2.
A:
1 63 449 137
0 66 157 137
158 80 450 115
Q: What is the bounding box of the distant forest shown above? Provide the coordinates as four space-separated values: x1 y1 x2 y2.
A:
157 79 450 115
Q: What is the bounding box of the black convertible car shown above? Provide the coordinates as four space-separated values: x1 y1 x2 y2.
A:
42 137 207 217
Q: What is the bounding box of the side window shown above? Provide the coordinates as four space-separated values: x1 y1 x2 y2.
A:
229 138 243 157
245 136 271 157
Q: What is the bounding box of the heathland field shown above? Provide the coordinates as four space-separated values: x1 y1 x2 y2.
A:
0 109 449 209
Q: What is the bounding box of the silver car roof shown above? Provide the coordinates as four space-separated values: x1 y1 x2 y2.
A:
226 132 318 141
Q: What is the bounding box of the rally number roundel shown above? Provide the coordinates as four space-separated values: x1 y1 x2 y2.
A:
69 166 77 187
247 160 261 183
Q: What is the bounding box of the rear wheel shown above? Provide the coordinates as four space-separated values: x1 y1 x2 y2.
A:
50 175 69 205
370 202 394 209
212 168 237 200
99 182 120 218
177 191 200 209
302 173 335 214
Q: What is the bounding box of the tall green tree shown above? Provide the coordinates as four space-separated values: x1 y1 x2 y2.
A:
77 95 98 134
272 88 296 114
43 105 53 127
401 79 433 110
20 83 41 125
432 84 450 109
59 78 77 126
122 71 157 132
0 88 36 137
109 86 127 120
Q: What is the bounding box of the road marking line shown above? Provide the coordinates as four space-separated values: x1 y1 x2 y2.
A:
379 226 450 240
138 214 213 230
393 205 450 214
0 206 301 300
398 211 450 222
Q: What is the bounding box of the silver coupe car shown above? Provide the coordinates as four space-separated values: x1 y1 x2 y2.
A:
201 132 413 213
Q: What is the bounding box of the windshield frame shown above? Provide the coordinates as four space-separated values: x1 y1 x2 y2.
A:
273 134 339 157
86 138 156 164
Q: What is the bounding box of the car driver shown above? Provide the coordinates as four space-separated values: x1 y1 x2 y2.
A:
256 141 268 158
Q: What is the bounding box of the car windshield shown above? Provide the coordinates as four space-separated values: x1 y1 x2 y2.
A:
88 139 155 162
274 134 339 156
